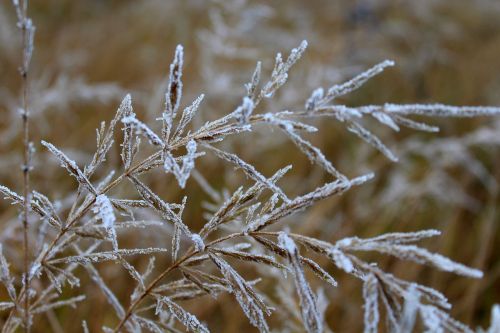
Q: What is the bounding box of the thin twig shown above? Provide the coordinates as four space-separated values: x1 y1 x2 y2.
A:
12 0 35 331
112 231 249 332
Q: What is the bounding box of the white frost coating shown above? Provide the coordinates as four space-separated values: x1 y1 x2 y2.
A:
122 116 163 146
336 238 354 248
31 295 86 314
362 229 441 245
486 305 500 333
398 285 419 333
191 233 205 251
155 296 209 333
82 321 89 333
351 243 483 278
323 60 394 103
235 96 255 125
420 306 444 333
384 103 500 118
165 44 184 119
172 224 182 261
0 185 23 204
349 173 375 186
93 195 119 250
420 307 444 333
174 94 205 138
305 87 324 111
129 176 192 238
261 40 308 99
164 139 198 188
0 302 14 311
398 245 483 278
278 233 322 333
328 248 354 273
245 61 261 97
362 274 379 333
28 262 41 280
319 105 363 121
120 94 135 169
263 112 347 181
347 121 399 162
205 144 290 203
0 244 16 300
338 229 482 278
12 0 36 73
392 115 440 133
185 141 198 166
316 288 328 325
41 141 96 194
419 305 473 333
372 111 400 132
93 194 116 230
209 254 270 332
49 248 168 265
278 232 297 253
246 174 371 233
262 112 318 133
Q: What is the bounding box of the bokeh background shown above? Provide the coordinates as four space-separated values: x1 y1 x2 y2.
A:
1 0 500 331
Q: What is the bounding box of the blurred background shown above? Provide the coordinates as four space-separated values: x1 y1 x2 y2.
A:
1 0 500 331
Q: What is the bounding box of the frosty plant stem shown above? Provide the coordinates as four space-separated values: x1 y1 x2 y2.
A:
112 174 372 332
12 0 35 331
111 231 293 332
20 24 31 333
2 113 262 329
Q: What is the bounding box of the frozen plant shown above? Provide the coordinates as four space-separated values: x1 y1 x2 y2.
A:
1 1 500 332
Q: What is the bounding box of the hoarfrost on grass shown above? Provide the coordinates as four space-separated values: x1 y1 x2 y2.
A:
1 6 499 331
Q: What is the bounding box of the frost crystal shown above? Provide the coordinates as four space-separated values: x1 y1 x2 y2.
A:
209 253 271 332
173 94 205 139
191 233 205 252
164 139 199 188
278 233 322 333
234 96 255 125
323 60 394 103
122 115 163 146
93 194 116 230
155 296 209 333
165 44 184 119
328 248 354 273
41 141 96 194
362 274 379 333
486 305 500 333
